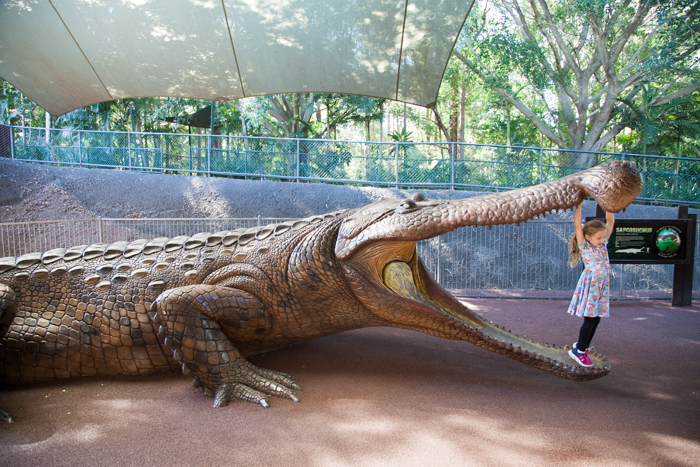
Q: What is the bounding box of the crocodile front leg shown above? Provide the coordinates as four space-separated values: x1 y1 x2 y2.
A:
154 285 301 408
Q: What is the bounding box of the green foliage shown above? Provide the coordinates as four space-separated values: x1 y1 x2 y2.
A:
453 0 700 154
617 87 700 157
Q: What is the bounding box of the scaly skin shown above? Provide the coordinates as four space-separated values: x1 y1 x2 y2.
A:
0 161 642 414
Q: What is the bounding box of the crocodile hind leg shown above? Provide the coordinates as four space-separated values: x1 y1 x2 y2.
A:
0 284 18 423
153 284 301 408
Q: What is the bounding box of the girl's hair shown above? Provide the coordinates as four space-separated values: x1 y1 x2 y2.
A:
568 219 608 267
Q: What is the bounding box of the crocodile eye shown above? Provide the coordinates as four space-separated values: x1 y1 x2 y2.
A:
398 200 417 210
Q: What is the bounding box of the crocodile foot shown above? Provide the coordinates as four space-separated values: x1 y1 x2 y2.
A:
155 284 302 408
188 361 301 408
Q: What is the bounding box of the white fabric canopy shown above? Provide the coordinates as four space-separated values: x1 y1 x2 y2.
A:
0 0 474 116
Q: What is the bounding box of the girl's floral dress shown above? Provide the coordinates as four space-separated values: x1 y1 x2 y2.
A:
568 239 611 318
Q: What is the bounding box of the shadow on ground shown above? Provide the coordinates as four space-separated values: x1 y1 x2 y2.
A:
1 298 699 467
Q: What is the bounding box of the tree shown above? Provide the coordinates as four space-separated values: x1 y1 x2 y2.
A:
454 0 700 165
617 87 700 156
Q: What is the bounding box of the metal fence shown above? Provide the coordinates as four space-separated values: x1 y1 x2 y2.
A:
1 217 697 300
2 124 698 207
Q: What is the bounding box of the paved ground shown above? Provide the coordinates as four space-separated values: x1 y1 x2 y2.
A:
1 298 698 467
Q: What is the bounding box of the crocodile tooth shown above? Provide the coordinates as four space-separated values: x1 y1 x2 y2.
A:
185 232 211 250
143 237 168 255
62 245 88 262
0 257 16 273
68 265 84 275
32 268 49 279
123 239 148 258
16 252 42 269
96 280 111 290
50 266 67 275
116 263 132 271
41 248 66 264
130 268 149 278
164 235 189 252
83 243 109 260
13 272 29 281
96 265 114 274
85 275 100 284
292 220 310 230
104 241 130 260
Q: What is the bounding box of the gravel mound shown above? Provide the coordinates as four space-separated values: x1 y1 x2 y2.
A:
0 158 480 222
0 157 692 223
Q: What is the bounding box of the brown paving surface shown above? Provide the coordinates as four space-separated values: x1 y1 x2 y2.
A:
1 298 699 467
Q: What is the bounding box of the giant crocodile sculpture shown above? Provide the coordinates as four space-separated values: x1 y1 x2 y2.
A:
0 161 642 416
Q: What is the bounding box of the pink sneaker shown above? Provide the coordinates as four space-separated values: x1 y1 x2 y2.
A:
568 348 594 367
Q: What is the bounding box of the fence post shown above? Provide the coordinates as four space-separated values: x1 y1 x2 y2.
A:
207 133 212 176
296 138 300 182
451 143 455 190
128 132 132 169
78 130 82 167
10 125 15 160
98 217 103 243
619 264 625 300
395 142 400 188
257 215 261 227
539 148 544 184
436 236 441 284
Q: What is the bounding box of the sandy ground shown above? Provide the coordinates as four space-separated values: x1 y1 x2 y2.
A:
1 298 699 467
1 159 699 466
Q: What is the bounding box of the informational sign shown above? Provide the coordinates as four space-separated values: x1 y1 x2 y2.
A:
585 218 692 264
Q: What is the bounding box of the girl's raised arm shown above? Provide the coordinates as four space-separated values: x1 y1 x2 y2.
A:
605 211 615 240
574 201 584 246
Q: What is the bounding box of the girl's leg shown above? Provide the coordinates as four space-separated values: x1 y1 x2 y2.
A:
577 316 601 351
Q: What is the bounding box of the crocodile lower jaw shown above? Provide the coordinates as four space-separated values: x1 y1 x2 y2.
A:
381 258 611 381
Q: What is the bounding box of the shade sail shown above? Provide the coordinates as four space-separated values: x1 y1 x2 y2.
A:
0 0 474 117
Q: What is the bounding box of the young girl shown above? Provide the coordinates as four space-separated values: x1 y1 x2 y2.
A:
567 200 614 367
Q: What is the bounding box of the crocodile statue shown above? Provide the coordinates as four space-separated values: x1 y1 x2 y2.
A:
0 160 642 415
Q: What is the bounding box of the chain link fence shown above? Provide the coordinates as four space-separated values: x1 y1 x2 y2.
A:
3 124 698 207
1 218 697 300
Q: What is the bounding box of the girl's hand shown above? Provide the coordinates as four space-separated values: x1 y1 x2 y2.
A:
605 210 615 239
574 200 584 245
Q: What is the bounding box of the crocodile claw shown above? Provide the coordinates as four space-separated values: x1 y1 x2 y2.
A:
201 362 302 408
0 408 13 423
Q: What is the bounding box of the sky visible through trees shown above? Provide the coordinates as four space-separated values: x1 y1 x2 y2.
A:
1 0 698 160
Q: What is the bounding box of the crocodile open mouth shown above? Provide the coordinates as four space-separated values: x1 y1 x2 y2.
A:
381 252 611 381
